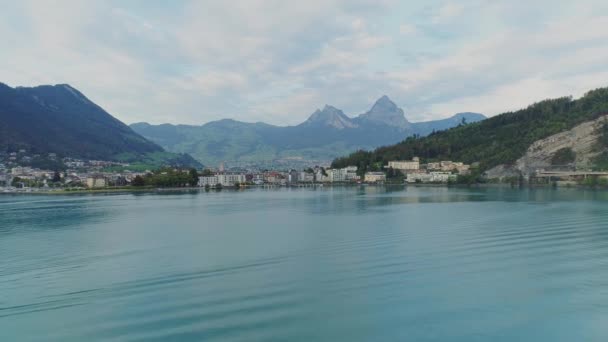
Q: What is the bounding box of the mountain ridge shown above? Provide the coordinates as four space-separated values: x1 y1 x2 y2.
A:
131 96 485 167
0 82 201 168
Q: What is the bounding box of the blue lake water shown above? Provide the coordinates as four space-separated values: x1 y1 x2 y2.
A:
2 187 608 341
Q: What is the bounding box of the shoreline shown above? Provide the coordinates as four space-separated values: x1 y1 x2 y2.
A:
1 182 606 195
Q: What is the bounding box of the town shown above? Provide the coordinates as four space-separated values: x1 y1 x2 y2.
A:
0 150 475 192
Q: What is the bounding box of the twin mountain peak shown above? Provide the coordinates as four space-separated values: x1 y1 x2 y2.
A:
302 95 481 131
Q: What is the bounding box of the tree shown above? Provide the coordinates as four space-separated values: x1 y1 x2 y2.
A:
551 148 576 166
132 175 145 186
188 168 199 186
11 177 22 187
201 168 214 176
52 171 61 183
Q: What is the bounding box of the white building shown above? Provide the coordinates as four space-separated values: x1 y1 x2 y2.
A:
199 176 218 186
218 174 246 186
199 174 245 187
406 171 453 183
387 157 420 171
327 166 359 182
364 172 386 183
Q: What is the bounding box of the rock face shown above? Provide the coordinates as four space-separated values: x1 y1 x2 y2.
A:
486 115 608 178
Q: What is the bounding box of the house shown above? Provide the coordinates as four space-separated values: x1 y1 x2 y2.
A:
364 172 386 183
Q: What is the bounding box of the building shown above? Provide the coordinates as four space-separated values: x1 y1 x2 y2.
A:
86 175 107 188
364 172 386 183
199 174 246 187
288 170 299 183
406 171 453 183
327 166 359 182
218 174 246 186
199 176 219 186
439 161 470 173
299 172 315 183
387 157 420 171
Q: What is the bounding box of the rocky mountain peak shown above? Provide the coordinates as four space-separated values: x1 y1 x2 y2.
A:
302 105 358 129
356 95 410 129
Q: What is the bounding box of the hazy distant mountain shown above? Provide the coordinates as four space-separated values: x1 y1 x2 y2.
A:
411 112 487 136
131 96 485 167
355 95 411 129
0 83 200 167
300 105 358 129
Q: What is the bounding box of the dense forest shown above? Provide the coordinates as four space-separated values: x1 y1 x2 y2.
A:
332 87 608 175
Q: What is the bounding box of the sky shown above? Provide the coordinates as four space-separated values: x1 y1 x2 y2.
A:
2 0 608 126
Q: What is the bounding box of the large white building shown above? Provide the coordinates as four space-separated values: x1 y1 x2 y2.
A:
198 176 219 186
199 174 246 187
327 166 359 182
387 157 420 171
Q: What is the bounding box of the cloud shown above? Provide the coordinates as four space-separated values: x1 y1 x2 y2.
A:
1 0 608 126
432 3 465 24
399 24 417 36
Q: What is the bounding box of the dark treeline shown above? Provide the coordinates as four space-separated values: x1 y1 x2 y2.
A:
332 87 608 174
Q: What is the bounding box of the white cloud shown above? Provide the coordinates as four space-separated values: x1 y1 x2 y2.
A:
1 0 608 126
432 2 465 24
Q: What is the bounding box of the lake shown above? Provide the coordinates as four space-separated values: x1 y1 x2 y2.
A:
2 186 608 341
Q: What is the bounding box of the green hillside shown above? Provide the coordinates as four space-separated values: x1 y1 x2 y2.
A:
332 87 608 175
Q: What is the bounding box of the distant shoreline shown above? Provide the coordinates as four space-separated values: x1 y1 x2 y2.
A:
2 182 605 196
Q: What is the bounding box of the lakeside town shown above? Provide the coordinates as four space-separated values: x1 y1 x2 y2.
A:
0 149 476 193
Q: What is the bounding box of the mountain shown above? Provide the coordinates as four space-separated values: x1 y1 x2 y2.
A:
131 96 485 167
355 95 411 129
0 82 200 168
332 87 608 177
301 105 358 129
411 112 486 136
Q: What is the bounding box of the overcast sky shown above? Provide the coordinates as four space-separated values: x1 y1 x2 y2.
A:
2 0 608 126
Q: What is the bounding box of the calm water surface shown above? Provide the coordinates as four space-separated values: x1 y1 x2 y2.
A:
2 187 608 341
